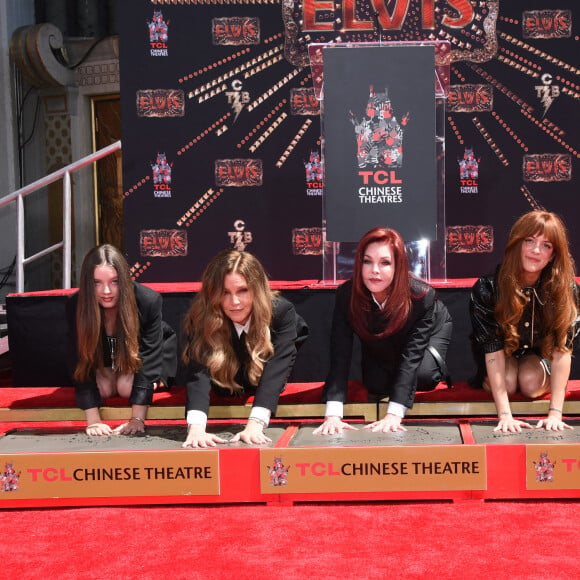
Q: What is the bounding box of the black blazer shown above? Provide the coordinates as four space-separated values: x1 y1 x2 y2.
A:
67 282 168 410
185 296 308 416
323 277 445 409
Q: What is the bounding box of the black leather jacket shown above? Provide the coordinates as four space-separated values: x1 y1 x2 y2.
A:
469 268 580 386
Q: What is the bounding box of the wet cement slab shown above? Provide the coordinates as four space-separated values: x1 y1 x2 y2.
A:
0 425 287 453
289 422 463 447
471 420 580 444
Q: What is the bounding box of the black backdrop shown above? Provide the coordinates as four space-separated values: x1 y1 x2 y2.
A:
118 0 579 282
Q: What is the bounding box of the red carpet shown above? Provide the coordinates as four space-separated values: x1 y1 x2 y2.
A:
1 500 579 579
3 380 579 409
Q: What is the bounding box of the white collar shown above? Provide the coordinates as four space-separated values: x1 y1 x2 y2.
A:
233 318 251 337
371 294 388 310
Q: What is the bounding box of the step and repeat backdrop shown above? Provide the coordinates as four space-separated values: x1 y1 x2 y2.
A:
118 0 579 282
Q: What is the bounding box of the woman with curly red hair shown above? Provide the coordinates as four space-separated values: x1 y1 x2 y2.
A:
470 210 580 433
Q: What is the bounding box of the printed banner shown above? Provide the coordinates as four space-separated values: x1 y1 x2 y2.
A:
0 451 220 499
118 1 579 281
260 445 486 493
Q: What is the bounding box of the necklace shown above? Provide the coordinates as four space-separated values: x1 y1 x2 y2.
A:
106 335 117 371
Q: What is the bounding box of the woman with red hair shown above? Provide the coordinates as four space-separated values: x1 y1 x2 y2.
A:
315 227 452 434
470 210 580 433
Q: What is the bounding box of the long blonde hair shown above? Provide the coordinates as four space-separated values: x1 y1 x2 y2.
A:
74 244 141 382
496 211 577 357
182 250 277 392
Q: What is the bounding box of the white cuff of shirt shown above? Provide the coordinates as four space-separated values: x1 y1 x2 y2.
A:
249 406 271 427
324 401 344 419
387 401 407 418
186 410 208 427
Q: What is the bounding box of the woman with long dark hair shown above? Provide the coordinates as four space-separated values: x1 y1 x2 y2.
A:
470 210 580 432
68 244 176 436
181 249 308 448
314 227 452 435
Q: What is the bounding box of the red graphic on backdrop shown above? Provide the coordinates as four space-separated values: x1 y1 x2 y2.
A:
140 230 188 257
447 85 493 112
282 0 498 66
523 10 572 39
523 154 572 182
351 86 409 169
292 227 324 255
215 159 263 187
147 10 169 43
137 90 184 118
305 150 324 196
447 225 493 254
458 147 480 194
212 17 260 45
147 9 169 55
290 88 320 116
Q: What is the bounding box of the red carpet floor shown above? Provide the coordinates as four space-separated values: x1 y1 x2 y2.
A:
1 500 579 579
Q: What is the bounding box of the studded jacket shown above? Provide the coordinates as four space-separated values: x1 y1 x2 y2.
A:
469 268 580 386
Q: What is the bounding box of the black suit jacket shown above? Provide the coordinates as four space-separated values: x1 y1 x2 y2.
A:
323 277 443 409
67 282 168 410
185 296 308 416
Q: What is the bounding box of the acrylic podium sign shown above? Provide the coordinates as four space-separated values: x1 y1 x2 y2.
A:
308 41 451 281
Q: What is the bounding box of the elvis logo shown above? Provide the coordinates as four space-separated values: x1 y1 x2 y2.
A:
292 227 324 256
212 17 260 45
458 147 480 194
305 150 323 197
2 462 21 492
523 10 572 39
447 85 493 113
446 225 493 254
290 88 320 116
523 154 571 183
533 451 555 483
282 0 498 67
140 230 188 257
137 90 185 118
215 159 263 187
151 152 173 197
228 220 253 252
147 9 169 56
267 457 289 486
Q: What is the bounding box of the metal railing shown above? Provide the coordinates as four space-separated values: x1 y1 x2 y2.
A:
0 140 122 293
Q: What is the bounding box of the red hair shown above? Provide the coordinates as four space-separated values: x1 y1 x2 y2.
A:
350 227 415 341
496 210 577 356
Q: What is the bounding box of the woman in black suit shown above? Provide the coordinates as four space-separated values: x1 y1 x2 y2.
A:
314 227 452 435
181 249 308 448
68 244 176 436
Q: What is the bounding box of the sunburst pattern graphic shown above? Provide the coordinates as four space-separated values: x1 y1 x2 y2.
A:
120 0 579 281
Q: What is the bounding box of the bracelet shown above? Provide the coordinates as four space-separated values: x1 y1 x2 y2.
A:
130 416 145 423
548 407 563 414
499 411 511 417
248 416 267 428
87 423 102 429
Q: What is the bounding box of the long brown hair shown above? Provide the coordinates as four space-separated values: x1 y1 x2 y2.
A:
74 244 141 382
350 227 417 341
182 250 277 392
496 211 577 357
